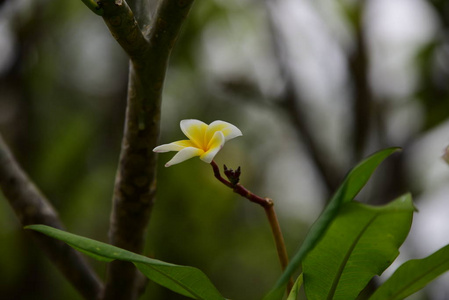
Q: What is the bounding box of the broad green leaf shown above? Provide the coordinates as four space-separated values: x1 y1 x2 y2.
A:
263 148 400 300
370 243 449 300
68 243 114 262
286 274 303 300
302 194 414 300
25 225 225 300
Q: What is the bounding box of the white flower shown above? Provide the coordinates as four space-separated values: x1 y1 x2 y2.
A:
153 119 242 167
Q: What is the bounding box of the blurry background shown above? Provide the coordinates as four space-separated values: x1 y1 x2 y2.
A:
0 0 448 299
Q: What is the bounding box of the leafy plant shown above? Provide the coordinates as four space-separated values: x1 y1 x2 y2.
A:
369 244 449 300
26 224 225 300
2 0 449 298
302 195 414 300
24 147 449 300
265 148 402 300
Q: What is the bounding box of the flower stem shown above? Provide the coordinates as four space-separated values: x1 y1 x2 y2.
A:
264 204 290 272
210 160 293 293
211 160 234 188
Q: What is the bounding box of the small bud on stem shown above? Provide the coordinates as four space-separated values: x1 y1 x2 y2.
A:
224 165 241 186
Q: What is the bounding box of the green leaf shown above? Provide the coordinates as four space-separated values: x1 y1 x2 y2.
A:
25 225 225 300
68 243 114 262
369 244 449 300
302 194 414 300
263 148 400 300
286 274 303 300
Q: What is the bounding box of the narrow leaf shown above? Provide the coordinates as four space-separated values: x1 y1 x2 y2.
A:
286 274 303 300
68 243 114 262
370 244 449 300
25 225 225 300
263 148 400 300
302 194 414 300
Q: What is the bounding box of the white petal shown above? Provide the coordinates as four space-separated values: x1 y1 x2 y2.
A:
206 120 242 142
180 119 208 148
200 131 225 163
165 147 203 167
153 140 196 153
153 143 184 153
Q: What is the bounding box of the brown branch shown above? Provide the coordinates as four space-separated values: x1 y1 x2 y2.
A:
264 204 289 272
210 161 293 292
100 0 195 299
100 0 150 61
211 161 234 188
126 0 152 28
211 162 272 207
0 135 104 300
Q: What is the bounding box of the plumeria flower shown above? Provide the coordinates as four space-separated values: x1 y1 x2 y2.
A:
154 119 242 167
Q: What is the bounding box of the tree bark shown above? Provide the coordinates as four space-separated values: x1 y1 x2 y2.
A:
99 0 195 298
0 135 104 300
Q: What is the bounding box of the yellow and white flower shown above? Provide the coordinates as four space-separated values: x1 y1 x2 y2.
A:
153 119 242 167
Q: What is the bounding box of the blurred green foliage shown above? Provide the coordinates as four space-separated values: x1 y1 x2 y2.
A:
0 1 306 299
1 0 448 299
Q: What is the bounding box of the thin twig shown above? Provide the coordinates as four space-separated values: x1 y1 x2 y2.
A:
211 161 234 188
264 204 289 273
0 135 104 300
210 161 293 293
98 0 195 299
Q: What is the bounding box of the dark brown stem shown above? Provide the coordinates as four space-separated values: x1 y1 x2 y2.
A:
210 161 293 293
100 0 194 299
211 160 233 188
0 135 104 300
233 183 272 208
